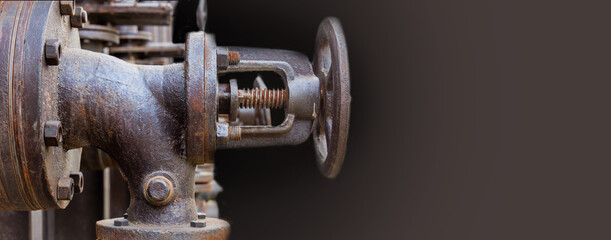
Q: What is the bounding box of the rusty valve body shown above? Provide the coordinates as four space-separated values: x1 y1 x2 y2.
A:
0 1 350 239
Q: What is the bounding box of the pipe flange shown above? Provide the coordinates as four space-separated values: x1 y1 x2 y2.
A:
96 217 230 240
0 1 82 211
185 32 217 164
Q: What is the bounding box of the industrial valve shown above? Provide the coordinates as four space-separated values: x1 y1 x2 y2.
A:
0 1 350 239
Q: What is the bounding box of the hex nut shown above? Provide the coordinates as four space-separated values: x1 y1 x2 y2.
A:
217 47 229 70
144 175 174 205
123 213 128 219
70 172 84 193
198 213 206 219
57 177 74 201
190 220 206 228
217 48 240 70
70 7 87 28
216 122 229 146
114 219 129 227
44 39 61 66
59 0 74 15
44 121 62 147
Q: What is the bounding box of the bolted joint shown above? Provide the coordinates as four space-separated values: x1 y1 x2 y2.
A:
190 220 206 228
144 175 175 206
45 39 61 66
228 126 242 141
70 7 88 28
114 219 129 227
217 122 242 143
70 172 84 193
217 47 240 70
216 122 229 145
57 177 74 201
59 0 74 16
228 51 240 65
44 121 63 147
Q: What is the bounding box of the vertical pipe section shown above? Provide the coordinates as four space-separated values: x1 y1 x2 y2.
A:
57 48 197 225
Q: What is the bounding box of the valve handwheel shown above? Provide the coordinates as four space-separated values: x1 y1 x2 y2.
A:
312 17 352 179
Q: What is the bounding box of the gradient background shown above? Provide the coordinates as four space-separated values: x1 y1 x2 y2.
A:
201 0 611 239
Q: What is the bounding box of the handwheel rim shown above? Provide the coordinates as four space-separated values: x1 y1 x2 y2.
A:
312 17 351 179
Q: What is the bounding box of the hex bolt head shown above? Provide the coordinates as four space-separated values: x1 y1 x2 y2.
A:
198 213 206 219
44 39 61 66
114 219 129 227
69 172 84 193
123 213 128 219
217 47 229 70
216 122 229 146
59 0 74 15
44 121 62 147
144 176 174 205
57 177 74 201
70 7 87 28
217 47 239 70
190 220 206 228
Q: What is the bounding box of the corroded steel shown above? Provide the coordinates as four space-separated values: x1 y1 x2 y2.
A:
0 2 350 239
96 217 230 239
58 48 197 225
312 17 352 178
185 32 217 165
0 1 81 211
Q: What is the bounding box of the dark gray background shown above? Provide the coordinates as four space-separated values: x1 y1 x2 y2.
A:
205 0 611 239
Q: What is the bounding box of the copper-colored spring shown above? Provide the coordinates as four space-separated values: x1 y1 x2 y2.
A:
238 88 286 109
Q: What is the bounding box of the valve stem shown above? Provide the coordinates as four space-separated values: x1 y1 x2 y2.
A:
238 88 286 109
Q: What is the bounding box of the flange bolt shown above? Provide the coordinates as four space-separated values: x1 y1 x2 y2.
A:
57 177 74 201
44 121 63 147
59 1 74 15
45 39 61 66
191 220 206 228
70 172 84 193
145 176 174 205
71 7 88 28
217 47 240 70
114 219 129 227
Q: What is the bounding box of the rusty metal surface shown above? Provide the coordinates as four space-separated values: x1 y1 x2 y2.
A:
58 48 197 225
0 2 351 239
82 2 172 26
0 1 81 211
185 32 217 164
109 43 185 58
96 217 229 240
312 17 352 178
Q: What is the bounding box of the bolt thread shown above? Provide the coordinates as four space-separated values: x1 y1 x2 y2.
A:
238 88 286 109
228 51 240 65
228 126 242 141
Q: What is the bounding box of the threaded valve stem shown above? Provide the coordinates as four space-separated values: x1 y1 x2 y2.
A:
238 88 286 109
